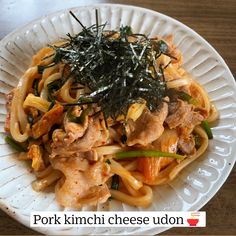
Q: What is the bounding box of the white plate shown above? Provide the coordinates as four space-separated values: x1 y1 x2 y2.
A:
0 3 235 235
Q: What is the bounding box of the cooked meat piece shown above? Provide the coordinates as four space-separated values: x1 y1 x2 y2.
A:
178 111 204 135
125 102 168 146
51 129 66 147
31 104 64 139
53 156 110 208
82 150 98 162
63 115 89 144
93 129 110 147
93 118 110 147
194 107 208 119
165 99 207 135
108 127 121 143
165 100 191 129
178 134 195 155
165 99 207 155
51 117 102 158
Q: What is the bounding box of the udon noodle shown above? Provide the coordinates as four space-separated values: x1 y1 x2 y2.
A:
4 17 218 208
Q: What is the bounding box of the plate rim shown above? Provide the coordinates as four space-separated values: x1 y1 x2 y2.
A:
0 3 235 235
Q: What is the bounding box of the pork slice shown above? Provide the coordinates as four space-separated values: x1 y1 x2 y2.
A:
165 99 207 135
50 117 102 158
178 134 195 155
93 118 110 147
125 102 168 146
63 116 89 144
53 156 110 208
51 109 89 150
82 150 98 161
178 110 204 135
165 100 191 129
165 99 207 155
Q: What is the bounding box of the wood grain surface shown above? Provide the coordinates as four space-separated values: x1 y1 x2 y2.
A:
0 0 235 235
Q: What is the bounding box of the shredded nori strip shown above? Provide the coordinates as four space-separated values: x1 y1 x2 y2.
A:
46 10 176 120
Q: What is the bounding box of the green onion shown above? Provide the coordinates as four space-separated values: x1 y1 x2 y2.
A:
120 25 133 41
111 174 119 190
53 52 61 64
47 79 62 101
38 65 45 74
32 79 40 96
194 135 201 149
105 159 111 164
63 97 96 107
115 150 185 160
120 134 127 144
4 136 27 152
67 106 91 124
178 91 198 105
48 101 55 111
201 120 213 139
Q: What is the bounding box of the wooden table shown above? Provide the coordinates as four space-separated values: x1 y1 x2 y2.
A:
0 0 235 235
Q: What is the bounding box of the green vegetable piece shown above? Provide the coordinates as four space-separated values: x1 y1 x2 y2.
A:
111 174 119 190
4 136 27 152
32 79 40 96
48 101 55 111
120 134 127 144
201 120 213 139
53 52 61 64
120 25 133 38
67 106 91 124
105 159 111 164
178 91 198 105
194 135 201 149
115 150 185 160
47 79 62 101
38 65 45 74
